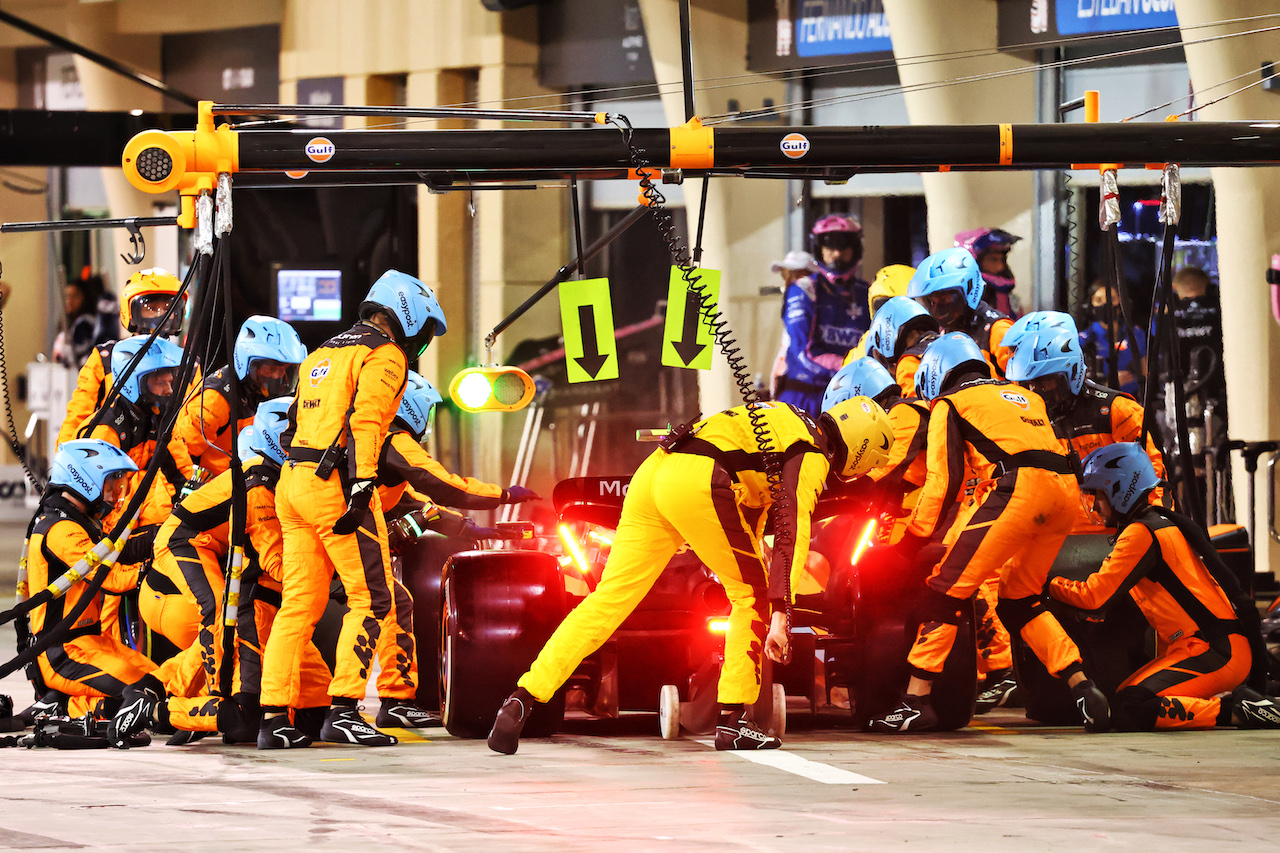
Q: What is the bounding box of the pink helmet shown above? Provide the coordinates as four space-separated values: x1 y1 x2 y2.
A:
954 227 1020 293
809 214 864 281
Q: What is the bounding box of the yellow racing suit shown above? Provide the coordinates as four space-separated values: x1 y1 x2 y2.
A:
520 402 830 706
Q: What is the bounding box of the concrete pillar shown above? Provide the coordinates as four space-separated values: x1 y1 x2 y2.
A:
65 4 167 298
882 0 1037 305
640 0 788 415
1178 2 1280 575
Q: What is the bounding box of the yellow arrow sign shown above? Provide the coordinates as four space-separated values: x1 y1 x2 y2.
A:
662 267 720 370
559 277 618 383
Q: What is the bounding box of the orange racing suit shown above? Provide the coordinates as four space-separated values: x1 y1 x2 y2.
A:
172 366 257 478
57 342 116 449
1050 507 1250 730
1055 380 1170 533
906 377 1084 683
520 402 830 706
142 456 283 699
260 322 407 710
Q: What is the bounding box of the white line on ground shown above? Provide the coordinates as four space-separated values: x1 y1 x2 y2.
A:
696 740 886 785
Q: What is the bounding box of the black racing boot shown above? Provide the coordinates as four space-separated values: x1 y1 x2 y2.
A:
109 674 164 748
1072 679 1111 733
257 713 312 750
714 705 782 750
376 698 442 728
320 703 398 746
165 730 210 746
294 707 327 741
868 694 938 733
974 668 1019 715
221 694 261 745
487 687 535 755
1230 685 1280 729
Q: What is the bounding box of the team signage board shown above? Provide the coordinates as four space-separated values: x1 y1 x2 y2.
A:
559 278 619 383
661 267 721 371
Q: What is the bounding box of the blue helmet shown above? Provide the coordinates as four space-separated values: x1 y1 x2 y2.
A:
237 425 259 464
360 270 448 356
110 335 183 411
50 439 138 513
867 296 940 362
247 396 292 465
1005 327 1086 398
396 371 444 440
1081 443 1160 517
999 310 1077 351
234 316 307 398
823 358 897 412
913 332 989 402
907 248 985 322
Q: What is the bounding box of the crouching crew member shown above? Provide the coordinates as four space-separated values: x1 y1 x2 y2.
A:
869 333 1110 734
57 268 188 448
1005 326 1170 532
907 248 1013 377
487 398 894 754
865 296 942 398
1049 444 1280 730
174 315 306 478
257 270 446 749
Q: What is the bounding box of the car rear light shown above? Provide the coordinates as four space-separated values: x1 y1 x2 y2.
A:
850 519 877 566
558 524 590 576
707 617 730 633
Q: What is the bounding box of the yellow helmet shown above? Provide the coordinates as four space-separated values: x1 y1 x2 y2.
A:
121 267 185 335
868 265 916 316
820 395 894 481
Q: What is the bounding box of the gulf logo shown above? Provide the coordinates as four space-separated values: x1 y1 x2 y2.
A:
780 132 810 160
305 137 336 163
1000 390 1030 410
309 358 332 388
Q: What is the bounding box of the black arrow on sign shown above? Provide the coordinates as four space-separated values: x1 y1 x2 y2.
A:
575 304 609 378
671 287 707 366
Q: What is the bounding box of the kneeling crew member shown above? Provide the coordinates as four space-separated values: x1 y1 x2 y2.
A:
869 333 1110 734
1049 443 1280 730
487 397 894 754
258 270 446 749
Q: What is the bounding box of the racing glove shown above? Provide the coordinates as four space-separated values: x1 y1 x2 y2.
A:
502 485 542 504
119 524 160 567
460 518 520 542
333 479 376 536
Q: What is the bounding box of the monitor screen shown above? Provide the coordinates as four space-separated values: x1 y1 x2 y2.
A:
276 268 343 322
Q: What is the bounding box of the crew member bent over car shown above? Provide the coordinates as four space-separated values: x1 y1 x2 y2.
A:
868 333 1110 734
487 397 894 754
1049 443 1280 730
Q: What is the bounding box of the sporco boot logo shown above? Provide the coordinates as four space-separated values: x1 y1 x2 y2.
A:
780 132 810 159
305 137 336 163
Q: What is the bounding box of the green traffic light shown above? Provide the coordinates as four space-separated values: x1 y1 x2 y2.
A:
456 371 494 410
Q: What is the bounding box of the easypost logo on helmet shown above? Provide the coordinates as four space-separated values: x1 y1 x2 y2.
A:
397 291 414 331
780 133 810 160
66 462 96 496
309 358 331 387
1000 390 1030 410
305 137 335 163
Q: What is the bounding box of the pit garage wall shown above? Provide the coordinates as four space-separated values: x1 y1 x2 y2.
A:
1178 3 1280 578
280 1 565 490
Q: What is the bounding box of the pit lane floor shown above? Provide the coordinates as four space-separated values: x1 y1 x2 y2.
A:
1 629 1278 853
0 512 1276 853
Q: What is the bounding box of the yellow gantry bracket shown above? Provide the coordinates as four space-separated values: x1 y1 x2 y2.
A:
122 100 239 228
669 117 714 170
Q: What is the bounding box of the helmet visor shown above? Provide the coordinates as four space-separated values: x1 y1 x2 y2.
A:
130 294 183 336
1025 375 1071 417
101 470 134 515
249 359 299 399
919 290 966 328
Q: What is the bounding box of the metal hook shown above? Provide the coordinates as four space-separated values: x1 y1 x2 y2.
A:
119 218 145 265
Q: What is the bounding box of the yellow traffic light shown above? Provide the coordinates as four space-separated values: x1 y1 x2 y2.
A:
448 365 536 413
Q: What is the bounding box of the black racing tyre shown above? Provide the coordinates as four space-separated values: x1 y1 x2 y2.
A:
440 550 568 738
847 544 977 731
403 533 471 713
